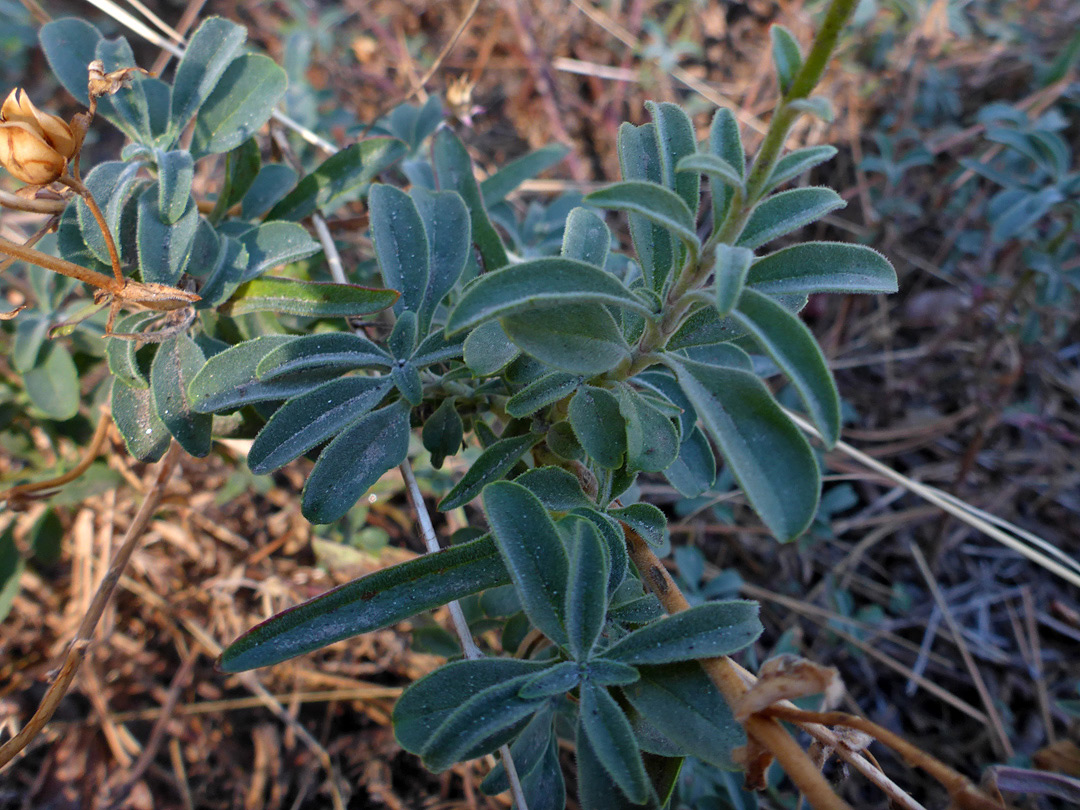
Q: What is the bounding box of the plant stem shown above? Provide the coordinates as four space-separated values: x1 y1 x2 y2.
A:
0 442 182 770
399 460 530 810
59 174 125 284
0 234 120 291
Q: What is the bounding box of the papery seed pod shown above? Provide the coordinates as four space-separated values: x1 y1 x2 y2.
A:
0 88 76 185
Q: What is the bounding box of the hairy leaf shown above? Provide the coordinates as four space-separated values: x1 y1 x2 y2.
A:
606 601 762 664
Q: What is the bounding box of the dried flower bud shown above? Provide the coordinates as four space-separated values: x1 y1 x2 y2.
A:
0 88 76 185
87 60 149 100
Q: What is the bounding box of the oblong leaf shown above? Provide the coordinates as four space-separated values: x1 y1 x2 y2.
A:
433 128 508 270
482 481 569 645
236 221 321 282
24 344 78 421
111 378 171 462
421 672 548 772
302 400 411 524
647 101 700 217
463 319 520 375
747 241 898 295
221 535 510 672
585 181 699 256
568 385 626 470
737 187 845 249
622 661 745 769
676 153 744 192
247 376 393 474
150 334 211 457
221 277 399 317
188 336 328 413
561 207 611 268
501 303 631 376
256 332 392 380
579 682 650 803
413 187 470 331
137 184 198 285
669 357 819 541
439 433 540 511
506 371 580 418
617 387 679 473
565 519 609 659
395 658 547 755
170 17 246 133
731 287 840 446
445 257 650 336
605 601 762 665
267 138 408 221
191 53 287 155
764 145 837 191
709 108 745 228
369 184 429 314
617 122 673 294
713 243 754 317
480 143 569 206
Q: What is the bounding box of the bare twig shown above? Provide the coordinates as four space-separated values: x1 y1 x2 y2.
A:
0 442 182 770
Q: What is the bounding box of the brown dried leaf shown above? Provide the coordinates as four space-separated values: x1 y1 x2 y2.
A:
734 654 843 721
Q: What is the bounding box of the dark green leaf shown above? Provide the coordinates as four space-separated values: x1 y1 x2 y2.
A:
608 503 666 550
151 334 211 457
433 128 508 270
221 277 399 317
191 54 287 156
568 385 626 470
242 164 299 219
580 682 649 803
247 376 393 474
709 108 745 228
24 344 79 421
585 181 699 257
606 601 761 664
154 149 194 224
422 397 463 468
561 207 611 268
518 661 582 699
302 400 411 524
623 661 745 769
676 153 744 193
170 17 246 133
747 242 898 295
111 378 171 461
420 671 548 771
411 331 465 367
77 161 143 267
732 287 840 446
482 481 569 645
617 387 679 473
713 244 754 317
220 138 261 209
506 371 580 418
188 335 334 412
391 361 423 405
480 707 561 802
463 320 520 375
412 187 470 331
39 18 101 106
669 357 819 541
663 428 716 497
501 303 631 376
570 509 629 596
388 311 418 359
647 101 700 217
267 138 408 220
480 143 569 206
737 187 845 250
106 313 158 388
255 333 392 381
369 184 429 314
770 25 803 95
765 145 837 191
547 420 583 461
446 257 650 336
617 122 673 294
439 434 540 511
222 535 511 671
589 659 640 687
236 221 321 282
514 467 593 511
565 518 609 659
137 184 198 285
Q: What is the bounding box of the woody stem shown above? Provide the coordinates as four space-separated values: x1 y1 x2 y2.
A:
59 173 124 284
0 234 120 292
